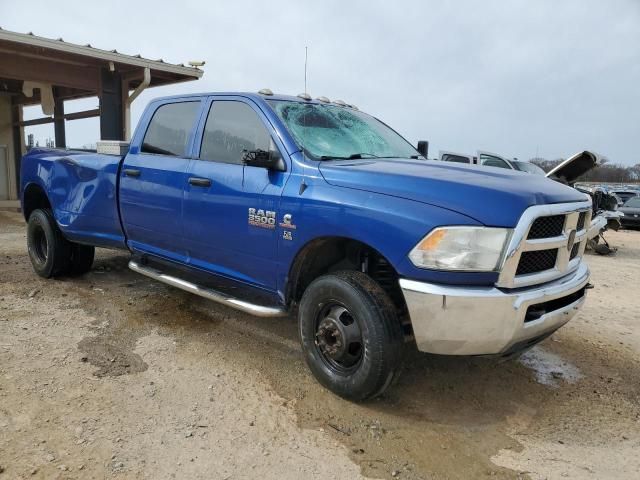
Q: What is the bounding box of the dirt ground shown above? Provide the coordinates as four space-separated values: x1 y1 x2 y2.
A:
1 210 639 480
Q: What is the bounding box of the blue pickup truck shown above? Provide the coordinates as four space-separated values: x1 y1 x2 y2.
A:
21 91 592 400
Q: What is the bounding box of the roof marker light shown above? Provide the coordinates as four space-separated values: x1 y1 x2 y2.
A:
297 92 312 101
258 88 274 96
316 96 330 103
333 99 347 106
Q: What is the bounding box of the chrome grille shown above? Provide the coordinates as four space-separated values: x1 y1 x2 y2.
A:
570 241 580 260
527 215 565 239
577 211 587 231
516 249 558 275
497 201 592 288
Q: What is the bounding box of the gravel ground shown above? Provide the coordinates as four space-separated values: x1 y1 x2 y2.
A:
1 210 639 479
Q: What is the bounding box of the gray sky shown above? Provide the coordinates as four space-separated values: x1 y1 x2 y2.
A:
4 0 640 165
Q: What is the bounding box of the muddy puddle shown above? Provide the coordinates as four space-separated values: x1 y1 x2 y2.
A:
78 336 148 377
518 346 584 387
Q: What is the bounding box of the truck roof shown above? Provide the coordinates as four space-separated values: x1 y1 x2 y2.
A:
151 91 357 107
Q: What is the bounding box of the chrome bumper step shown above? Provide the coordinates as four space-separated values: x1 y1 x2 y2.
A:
128 260 288 318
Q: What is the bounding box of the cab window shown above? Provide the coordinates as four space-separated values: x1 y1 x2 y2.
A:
141 102 200 156
199 101 272 164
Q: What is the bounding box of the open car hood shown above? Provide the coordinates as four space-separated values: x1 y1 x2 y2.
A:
546 151 602 185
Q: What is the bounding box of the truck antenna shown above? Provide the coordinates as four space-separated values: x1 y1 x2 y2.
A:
304 46 308 93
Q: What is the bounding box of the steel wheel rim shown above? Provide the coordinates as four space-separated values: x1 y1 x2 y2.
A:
314 302 364 375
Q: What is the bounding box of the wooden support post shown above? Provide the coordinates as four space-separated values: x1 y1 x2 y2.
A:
11 104 23 196
54 94 66 148
99 68 124 141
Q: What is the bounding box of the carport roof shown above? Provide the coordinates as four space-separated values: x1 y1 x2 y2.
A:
0 27 203 104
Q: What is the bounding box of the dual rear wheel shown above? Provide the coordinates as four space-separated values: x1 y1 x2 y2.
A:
27 209 94 278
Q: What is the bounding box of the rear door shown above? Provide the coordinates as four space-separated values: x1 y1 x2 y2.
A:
119 99 203 261
182 96 289 290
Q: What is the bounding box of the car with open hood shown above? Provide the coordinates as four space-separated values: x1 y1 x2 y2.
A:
547 151 622 242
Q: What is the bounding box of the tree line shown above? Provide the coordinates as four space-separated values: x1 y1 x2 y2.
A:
530 158 640 183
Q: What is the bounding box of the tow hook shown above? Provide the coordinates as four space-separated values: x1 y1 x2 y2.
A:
585 283 594 290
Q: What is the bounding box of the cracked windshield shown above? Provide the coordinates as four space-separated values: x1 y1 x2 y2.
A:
268 100 419 160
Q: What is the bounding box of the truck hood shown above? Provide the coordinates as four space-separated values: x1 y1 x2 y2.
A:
546 151 602 185
318 158 587 227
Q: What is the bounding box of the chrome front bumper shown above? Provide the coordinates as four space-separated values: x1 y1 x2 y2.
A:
399 262 590 355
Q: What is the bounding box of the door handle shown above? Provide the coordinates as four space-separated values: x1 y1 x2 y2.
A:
123 168 141 177
188 177 212 187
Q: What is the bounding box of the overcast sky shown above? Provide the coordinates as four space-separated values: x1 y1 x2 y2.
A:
3 0 639 165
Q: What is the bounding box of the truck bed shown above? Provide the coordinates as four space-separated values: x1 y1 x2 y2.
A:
21 147 126 248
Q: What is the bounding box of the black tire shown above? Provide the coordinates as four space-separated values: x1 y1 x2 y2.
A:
298 270 404 401
27 209 72 278
69 244 95 275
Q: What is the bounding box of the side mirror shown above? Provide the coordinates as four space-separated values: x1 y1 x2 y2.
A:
417 140 429 158
242 147 286 172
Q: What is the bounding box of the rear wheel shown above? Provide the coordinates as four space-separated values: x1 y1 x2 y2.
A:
299 270 404 401
69 244 95 275
27 209 72 278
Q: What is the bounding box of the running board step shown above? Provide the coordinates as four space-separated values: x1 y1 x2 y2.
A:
128 260 288 318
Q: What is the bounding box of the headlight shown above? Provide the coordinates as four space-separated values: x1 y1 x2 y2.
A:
408 227 511 272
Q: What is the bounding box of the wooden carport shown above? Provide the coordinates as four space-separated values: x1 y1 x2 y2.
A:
0 27 203 201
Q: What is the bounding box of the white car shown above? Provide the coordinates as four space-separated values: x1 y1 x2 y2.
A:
439 150 545 175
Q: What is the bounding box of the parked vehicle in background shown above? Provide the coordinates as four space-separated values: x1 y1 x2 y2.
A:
439 150 544 174
547 152 622 253
619 197 640 229
508 160 546 175
439 150 475 164
21 91 593 400
611 189 640 207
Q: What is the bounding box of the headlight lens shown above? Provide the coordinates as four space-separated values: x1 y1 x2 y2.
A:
408 227 511 271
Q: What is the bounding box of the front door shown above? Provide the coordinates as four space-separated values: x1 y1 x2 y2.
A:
182 97 289 290
120 99 202 261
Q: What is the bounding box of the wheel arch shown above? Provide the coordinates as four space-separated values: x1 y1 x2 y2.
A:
285 236 407 314
22 182 52 222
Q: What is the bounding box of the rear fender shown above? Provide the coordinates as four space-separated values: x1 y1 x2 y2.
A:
21 149 125 248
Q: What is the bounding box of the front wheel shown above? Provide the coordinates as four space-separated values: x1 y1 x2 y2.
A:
298 271 404 401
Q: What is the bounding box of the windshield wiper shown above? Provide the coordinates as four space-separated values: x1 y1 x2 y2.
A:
320 153 380 160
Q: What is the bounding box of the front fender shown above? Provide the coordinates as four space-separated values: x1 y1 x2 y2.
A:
276 176 499 299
